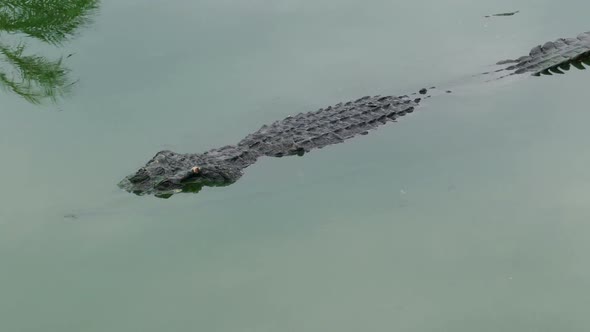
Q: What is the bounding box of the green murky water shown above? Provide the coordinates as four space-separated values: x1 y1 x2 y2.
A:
2 0 590 330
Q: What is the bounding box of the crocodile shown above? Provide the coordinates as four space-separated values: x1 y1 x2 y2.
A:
119 31 590 198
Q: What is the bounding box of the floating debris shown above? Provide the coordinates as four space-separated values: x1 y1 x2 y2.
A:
485 10 519 18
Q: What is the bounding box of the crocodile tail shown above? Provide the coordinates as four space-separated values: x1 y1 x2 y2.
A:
494 31 590 77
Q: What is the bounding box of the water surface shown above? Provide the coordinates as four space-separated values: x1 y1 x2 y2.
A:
2 0 590 331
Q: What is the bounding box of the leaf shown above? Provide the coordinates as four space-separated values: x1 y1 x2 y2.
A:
0 42 73 103
0 0 99 44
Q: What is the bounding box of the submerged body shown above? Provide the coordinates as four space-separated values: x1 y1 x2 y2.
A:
120 30 590 198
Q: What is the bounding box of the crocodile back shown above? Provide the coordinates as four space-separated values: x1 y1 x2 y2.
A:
237 94 421 158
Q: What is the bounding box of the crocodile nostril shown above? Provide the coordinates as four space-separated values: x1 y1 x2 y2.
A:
128 168 149 183
155 179 175 190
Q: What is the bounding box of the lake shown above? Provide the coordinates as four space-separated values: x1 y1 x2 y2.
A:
2 0 590 331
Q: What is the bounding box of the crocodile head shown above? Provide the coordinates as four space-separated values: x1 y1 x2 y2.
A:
118 150 240 198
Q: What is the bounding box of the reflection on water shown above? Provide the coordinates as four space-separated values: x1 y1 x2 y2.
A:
0 0 98 103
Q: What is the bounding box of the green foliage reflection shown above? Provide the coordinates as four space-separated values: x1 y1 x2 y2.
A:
0 0 98 103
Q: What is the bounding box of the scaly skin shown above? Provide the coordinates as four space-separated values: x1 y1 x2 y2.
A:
497 31 590 76
119 93 422 197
